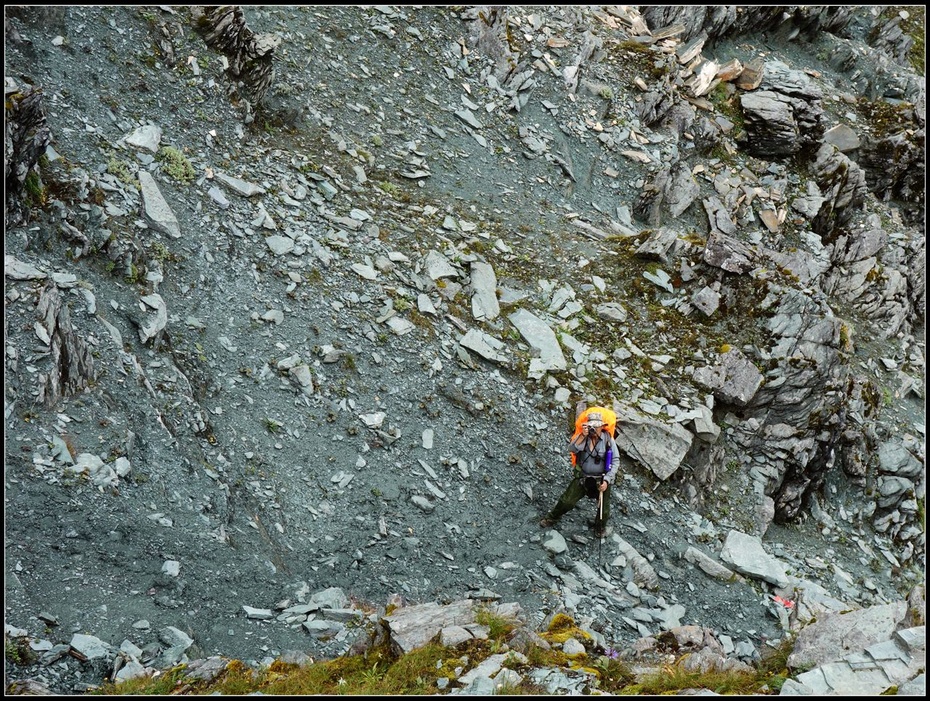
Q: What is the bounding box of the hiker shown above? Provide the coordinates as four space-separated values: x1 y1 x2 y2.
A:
539 411 620 538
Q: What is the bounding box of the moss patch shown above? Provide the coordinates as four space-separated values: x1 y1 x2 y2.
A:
157 146 197 183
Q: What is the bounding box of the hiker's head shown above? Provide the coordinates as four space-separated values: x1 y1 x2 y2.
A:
585 412 605 432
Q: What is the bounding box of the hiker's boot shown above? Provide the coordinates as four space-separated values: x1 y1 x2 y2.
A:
539 517 556 528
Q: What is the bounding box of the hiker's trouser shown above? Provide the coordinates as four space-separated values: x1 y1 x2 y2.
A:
547 475 611 528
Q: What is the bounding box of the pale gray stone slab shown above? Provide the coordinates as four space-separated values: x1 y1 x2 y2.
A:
138 171 181 238
214 171 266 197
720 529 789 587
507 308 566 377
123 123 162 152
470 261 499 321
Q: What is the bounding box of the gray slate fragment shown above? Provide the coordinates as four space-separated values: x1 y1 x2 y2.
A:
265 235 294 255
595 302 627 323
5 255 47 280
138 171 181 238
424 250 458 280
138 293 167 344
208 185 230 209
454 108 484 130
214 171 267 197
69 633 115 660
469 261 500 321
684 545 735 580
507 308 567 378
615 403 693 481
460 328 508 364
719 530 789 587
243 605 274 620
383 599 476 654
691 286 720 316
158 626 194 650
124 123 162 152
635 227 682 264
692 348 763 406
823 124 860 152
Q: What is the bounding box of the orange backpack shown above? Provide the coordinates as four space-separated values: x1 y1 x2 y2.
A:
570 406 618 467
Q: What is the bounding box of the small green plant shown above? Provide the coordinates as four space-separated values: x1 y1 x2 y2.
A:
157 146 196 183
149 241 176 263
882 387 894 407
900 5 925 74
592 649 635 692
262 418 282 434
5 638 38 666
107 157 135 186
634 664 760 694
342 353 357 371
598 85 614 100
838 322 852 351
753 633 797 692
124 263 142 284
23 170 47 207
475 606 518 641
617 39 652 54
377 180 401 196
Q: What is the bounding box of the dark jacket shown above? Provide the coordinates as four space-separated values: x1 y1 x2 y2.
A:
569 430 620 484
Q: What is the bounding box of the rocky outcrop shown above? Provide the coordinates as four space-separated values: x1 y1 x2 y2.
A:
4 84 50 227
867 11 919 71
637 6 854 45
34 281 97 409
732 287 849 524
822 212 916 340
6 588 925 695
191 5 280 107
858 128 926 207
783 602 925 696
739 60 825 160
810 143 868 237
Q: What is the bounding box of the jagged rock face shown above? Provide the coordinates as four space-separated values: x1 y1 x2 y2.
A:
823 212 919 341
34 282 97 408
4 86 50 227
733 287 850 523
466 6 517 84
822 32 925 103
859 128 926 207
868 12 919 70
635 87 678 130
638 6 854 44
736 58 827 160
905 235 926 322
810 143 869 237
191 5 279 106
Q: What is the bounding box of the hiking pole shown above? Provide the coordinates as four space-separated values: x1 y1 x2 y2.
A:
597 488 603 568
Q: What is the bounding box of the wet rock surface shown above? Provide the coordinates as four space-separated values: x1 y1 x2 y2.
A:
3 5 925 695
